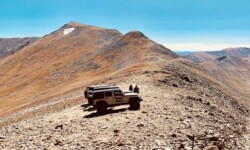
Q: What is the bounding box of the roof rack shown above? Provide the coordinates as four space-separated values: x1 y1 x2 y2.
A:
87 85 119 91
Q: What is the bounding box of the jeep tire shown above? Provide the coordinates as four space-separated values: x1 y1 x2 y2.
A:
96 102 108 114
130 99 140 110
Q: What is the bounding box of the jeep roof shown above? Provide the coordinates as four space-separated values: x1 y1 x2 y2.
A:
90 88 122 93
86 85 119 91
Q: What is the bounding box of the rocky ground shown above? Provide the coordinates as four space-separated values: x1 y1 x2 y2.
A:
0 60 249 149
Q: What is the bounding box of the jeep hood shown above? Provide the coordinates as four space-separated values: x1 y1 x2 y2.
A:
124 93 138 96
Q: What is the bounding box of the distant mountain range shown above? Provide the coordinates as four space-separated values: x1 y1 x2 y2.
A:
183 47 250 63
0 37 39 58
182 47 250 108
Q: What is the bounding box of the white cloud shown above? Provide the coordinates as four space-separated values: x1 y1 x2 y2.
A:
163 42 250 51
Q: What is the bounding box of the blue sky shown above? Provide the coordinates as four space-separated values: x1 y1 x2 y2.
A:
1 0 250 51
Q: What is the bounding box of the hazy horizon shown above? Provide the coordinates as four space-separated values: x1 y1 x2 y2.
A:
166 43 250 52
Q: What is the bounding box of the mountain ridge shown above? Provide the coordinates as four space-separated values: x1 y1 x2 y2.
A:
0 37 39 58
184 47 250 62
0 22 177 118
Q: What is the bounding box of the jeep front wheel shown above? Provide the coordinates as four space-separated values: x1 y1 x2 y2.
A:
130 99 140 110
96 102 108 114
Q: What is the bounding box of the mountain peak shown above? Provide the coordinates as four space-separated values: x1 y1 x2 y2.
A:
65 22 83 26
124 31 148 39
62 22 105 30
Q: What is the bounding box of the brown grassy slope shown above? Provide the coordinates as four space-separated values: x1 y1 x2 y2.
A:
184 52 216 62
184 48 250 108
201 56 250 108
0 22 177 118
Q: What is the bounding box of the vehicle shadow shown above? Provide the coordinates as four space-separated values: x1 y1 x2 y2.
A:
83 108 127 118
83 106 96 112
81 104 89 108
80 104 96 112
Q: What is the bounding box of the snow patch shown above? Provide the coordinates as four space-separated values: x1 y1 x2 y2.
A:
7 48 12 52
63 28 75 35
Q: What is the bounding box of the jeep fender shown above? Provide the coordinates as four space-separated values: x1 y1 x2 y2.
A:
129 97 142 102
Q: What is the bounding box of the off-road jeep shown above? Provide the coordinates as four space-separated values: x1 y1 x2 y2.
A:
84 85 119 105
84 86 143 114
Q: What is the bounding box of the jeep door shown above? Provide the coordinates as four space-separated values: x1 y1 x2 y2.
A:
113 90 124 104
104 91 113 105
93 92 105 105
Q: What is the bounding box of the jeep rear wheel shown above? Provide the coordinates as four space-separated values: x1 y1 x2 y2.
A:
130 99 140 110
96 102 108 114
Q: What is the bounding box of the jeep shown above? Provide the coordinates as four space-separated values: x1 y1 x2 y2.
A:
84 86 143 114
84 85 119 105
